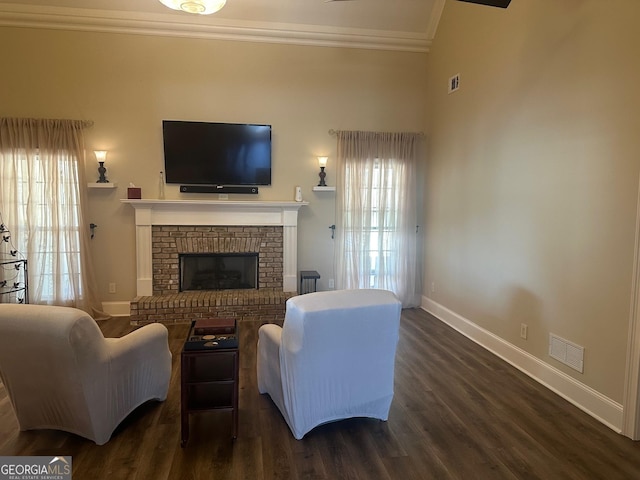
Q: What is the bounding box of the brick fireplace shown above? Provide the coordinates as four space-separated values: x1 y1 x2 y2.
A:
122 199 307 324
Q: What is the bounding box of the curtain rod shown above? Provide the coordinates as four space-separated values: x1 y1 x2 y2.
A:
328 129 425 138
0 118 94 129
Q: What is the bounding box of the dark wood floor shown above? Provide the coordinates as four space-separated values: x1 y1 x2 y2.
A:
1 308 639 479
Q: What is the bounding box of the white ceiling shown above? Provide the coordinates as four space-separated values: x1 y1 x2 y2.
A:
0 0 446 52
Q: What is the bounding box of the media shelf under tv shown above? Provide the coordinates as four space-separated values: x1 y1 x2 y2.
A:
179 185 259 194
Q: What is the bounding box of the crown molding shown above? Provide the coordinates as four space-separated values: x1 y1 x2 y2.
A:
426 0 446 40
0 3 431 53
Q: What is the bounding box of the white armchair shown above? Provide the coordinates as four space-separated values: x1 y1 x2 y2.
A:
0 304 171 445
257 289 402 439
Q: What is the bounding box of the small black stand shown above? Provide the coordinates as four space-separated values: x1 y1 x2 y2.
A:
300 270 320 294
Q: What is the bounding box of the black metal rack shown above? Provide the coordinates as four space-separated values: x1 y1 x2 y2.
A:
0 258 29 304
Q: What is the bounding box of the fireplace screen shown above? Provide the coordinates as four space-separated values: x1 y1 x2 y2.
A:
180 253 258 292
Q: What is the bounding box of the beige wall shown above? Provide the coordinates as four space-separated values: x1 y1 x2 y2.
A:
0 26 427 305
7 0 636 415
424 0 640 403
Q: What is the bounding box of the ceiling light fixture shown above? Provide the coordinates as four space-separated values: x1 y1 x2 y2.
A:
158 0 227 15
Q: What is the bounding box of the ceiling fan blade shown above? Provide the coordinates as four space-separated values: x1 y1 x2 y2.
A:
456 0 512 8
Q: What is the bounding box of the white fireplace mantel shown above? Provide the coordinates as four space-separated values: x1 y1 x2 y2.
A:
122 199 308 296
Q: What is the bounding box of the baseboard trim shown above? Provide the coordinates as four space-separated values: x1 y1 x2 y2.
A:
421 296 623 433
101 301 131 317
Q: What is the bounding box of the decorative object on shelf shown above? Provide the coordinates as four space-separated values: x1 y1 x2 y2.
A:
159 171 166 200
317 156 328 187
95 150 109 183
294 186 302 202
158 0 226 15
127 183 142 199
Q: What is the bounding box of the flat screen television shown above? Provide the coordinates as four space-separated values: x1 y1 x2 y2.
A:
162 120 272 186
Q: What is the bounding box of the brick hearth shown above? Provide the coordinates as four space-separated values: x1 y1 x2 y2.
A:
129 289 296 325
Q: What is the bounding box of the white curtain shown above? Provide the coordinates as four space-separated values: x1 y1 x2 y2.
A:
0 118 106 317
334 130 422 308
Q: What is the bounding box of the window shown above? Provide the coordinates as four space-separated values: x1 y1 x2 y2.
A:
0 117 99 312
4 150 83 302
343 160 400 288
335 130 422 307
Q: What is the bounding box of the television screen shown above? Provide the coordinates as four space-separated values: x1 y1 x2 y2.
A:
162 120 272 186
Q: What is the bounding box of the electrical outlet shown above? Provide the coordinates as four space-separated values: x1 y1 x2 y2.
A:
108 282 116 294
520 323 528 340
431 281 436 293
328 278 335 289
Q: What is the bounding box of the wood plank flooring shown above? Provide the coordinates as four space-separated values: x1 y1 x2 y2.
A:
1 308 639 479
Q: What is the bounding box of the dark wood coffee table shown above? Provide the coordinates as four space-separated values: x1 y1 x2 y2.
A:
180 321 239 447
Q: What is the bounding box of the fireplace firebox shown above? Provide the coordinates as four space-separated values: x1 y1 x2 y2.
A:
180 253 258 292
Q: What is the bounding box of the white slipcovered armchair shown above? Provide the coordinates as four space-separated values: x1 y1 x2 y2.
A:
257 289 402 439
0 304 171 445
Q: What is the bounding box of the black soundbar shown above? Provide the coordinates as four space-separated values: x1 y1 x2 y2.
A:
456 0 511 8
180 185 259 194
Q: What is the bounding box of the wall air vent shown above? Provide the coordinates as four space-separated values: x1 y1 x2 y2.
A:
549 333 584 373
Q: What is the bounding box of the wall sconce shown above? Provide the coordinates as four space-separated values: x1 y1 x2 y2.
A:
94 150 109 183
317 156 328 187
